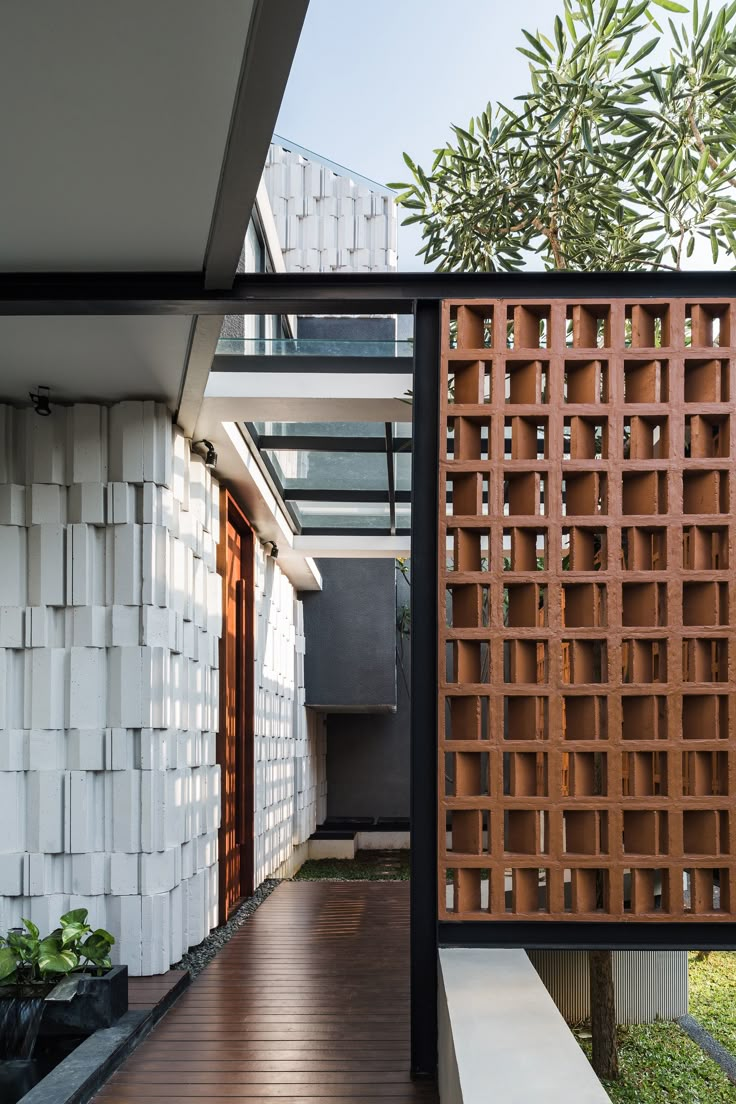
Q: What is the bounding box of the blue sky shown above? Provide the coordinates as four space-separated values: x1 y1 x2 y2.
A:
276 0 550 270
276 1 720 271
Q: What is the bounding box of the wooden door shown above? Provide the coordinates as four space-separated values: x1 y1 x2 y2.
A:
217 491 255 922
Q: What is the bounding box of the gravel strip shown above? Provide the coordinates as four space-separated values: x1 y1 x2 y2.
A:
678 1014 736 1085
172 879 281 978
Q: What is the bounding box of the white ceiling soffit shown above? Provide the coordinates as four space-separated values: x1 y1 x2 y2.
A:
0 315 192 404
0 0 255 272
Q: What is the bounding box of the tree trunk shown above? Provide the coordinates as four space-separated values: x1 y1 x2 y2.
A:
590 950 618 1080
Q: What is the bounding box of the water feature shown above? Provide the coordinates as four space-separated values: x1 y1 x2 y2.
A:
0 992 46 1059
0 989 49 1104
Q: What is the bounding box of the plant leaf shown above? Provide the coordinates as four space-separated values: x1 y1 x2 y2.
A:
59 908 89 927
0 947 18 981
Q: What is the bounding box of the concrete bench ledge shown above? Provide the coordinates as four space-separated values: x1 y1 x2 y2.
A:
439 948 611 1104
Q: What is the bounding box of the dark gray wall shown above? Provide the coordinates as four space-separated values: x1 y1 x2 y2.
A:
302 559 411 820
297 316 396 341
302 559 397 710
325 611 410 819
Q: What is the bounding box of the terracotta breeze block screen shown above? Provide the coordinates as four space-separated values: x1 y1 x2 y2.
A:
439 297 736 923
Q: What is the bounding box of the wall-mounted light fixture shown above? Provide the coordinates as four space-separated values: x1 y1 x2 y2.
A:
193 439 217 468
29 386 52 416
264 540 279 559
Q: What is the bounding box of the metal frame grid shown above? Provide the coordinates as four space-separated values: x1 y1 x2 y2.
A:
438 297 736 926
243 421 411 537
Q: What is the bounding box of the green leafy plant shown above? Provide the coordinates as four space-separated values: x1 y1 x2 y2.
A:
0 910 115 986
390 0 736 272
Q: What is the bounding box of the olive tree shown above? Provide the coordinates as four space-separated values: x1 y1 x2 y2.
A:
391 0 736 272
391 0 736 1083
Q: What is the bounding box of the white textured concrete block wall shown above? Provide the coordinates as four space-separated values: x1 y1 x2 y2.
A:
0 402 222 975
264 143 398 273
254 547 326 883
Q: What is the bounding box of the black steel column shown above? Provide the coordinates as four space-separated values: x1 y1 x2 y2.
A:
410 299 440 1078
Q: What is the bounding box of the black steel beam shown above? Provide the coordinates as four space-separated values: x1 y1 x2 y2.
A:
282 489 411 503
410 300 440 1080
385 422 396 536
299 527 411 537
439 921 736 951
3 269 736 316
176 1 309 431
236 424 301 533
203 0 310 288
213 354 412 374
259 435 393 453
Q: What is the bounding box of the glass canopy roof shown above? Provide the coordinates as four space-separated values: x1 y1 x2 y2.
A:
245 421 413 535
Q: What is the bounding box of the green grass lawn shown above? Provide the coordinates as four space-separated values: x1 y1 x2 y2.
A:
576 1021 736 1103
574 952 736 1103
689 952 736 1057
293 852 410 881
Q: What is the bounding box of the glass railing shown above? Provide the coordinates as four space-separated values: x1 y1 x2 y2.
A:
216 337 413 357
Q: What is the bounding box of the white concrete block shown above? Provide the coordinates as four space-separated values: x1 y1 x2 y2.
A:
210 478 220 545
141 891 171 975
67 524 105 606
109 482 136 525
112 524 142 605
142 524 169 607
0 771 25 852
25 408 67 484
69 648 106 728
0 484 26 525
0 854 24 894
66 729 106 771
68 404 108 484
27 483 66 525
142 606 176 650
28 729 65 770
0 526 27 605
110 852 139 895
28 524 65 606
107 894 142 974
111 770 142 852
0 607 24 647
139 728 172 771
111 606 140 646
108 402 145 484
172 430 189 510
69 770 104 853
143 402 172 488
110 728 137 771
140 848 178 896
71 606 107 647
67 482 106 525
71 852 106 896
142 483 162 525
25 647 66 729
0 730 26 771
26 770 65 853
188 453 207 527
108 647 143 728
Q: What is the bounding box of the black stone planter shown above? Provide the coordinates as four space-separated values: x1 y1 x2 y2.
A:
41 966 128 1035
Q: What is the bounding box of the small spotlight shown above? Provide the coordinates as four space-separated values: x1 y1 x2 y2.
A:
30 386 52 416
193 439 217 468
266 540 279 559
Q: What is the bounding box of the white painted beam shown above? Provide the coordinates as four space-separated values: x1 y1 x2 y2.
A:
202 373 413 423
294 535 410 557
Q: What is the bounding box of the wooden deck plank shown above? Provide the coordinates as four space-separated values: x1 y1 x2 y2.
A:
94 882 435 1104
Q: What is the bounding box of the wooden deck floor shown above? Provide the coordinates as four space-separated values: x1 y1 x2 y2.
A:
127 971 189 1015
94 881 437 1103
